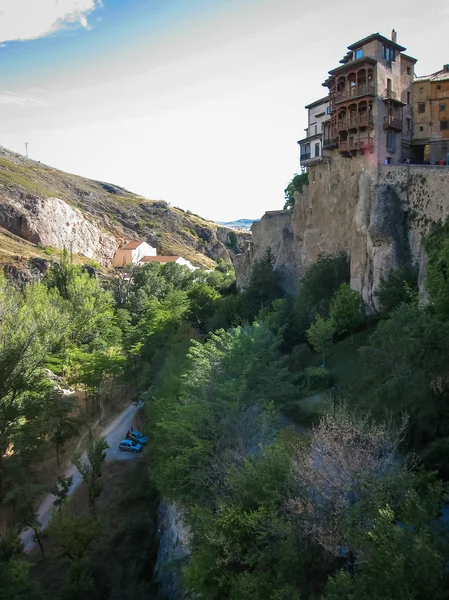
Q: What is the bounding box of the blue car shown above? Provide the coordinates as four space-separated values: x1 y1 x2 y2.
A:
119 439 142 453
128 431 149 445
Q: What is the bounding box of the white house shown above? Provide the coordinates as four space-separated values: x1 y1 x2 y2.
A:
112 241 157 267
139 255 197 271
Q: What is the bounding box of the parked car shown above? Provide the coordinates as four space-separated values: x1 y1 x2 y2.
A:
128 430 149 445
119 439 143 453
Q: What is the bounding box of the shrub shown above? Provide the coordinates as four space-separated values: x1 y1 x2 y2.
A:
375 266 418 314
301 366 332 395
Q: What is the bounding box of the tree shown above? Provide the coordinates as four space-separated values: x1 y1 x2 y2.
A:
295 252 350 336
243 248 284 320
375 265 419 314
47 394 80 467
306 316 334 366
329 283 365 340
290 406 409 559
322 491 447 600
284 173 308 210
187 283 220 331
72 434 109 519
46 500 104 560
52 475 73 515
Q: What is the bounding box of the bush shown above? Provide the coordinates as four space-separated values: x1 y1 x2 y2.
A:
284 173 309 210
301 366 332 395
375 266 418 314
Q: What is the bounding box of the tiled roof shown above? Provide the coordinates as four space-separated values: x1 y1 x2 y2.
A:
139 256 179 263
415 67 449 83
347 32 406 53
122 241 142 250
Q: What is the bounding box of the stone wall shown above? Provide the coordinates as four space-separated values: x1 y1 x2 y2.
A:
234 160 449 312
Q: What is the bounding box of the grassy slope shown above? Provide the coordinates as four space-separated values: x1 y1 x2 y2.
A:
0 148 238 269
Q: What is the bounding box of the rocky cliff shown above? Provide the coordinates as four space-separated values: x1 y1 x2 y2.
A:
234 156 449 312
0 147 250 269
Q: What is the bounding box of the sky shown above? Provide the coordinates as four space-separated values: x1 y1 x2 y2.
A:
0 0 448 221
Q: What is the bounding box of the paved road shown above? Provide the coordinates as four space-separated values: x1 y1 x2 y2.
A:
20 402 142 552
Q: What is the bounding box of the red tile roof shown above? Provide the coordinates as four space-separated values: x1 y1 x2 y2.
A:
122 241 142 250
139 256 180 263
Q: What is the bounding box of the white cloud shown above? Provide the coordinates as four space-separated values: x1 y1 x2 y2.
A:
0 0 99 43
0 90 49 107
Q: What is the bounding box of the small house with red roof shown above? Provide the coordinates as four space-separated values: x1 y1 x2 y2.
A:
112 241 156 267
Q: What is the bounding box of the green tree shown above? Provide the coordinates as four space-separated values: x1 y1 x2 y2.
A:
284 172 308 210
243 248 284 320
329 283 365 340
187 283 220 331
375 265 419 314
425 220 449 319
72 434 109 519
46 394 81 467
295 252 350 336
306 316 334 366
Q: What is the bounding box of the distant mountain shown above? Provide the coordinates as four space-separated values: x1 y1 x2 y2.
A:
219 219 259 231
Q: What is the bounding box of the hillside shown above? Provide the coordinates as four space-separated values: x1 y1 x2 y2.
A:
0 147 250 270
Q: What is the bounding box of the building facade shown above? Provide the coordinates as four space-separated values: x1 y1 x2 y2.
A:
413 65 449 164
297 97 331 168
112 240 157 266
299 30 417 167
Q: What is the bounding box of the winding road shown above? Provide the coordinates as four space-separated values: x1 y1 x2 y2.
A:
21 402 141 552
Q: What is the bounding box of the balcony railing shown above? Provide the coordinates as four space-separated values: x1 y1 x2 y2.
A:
337 114 374 130
323 137 338 149
300 152 311 161
339 138 374 152
383 116 403 131
334 85 376 104
382 88 398 100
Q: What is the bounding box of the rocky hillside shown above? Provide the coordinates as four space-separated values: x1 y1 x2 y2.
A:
0 147 250 270
235 156 449 312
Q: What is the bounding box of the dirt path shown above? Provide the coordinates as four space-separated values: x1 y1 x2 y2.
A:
20 402 141 553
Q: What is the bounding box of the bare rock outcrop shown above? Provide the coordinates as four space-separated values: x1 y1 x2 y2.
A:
234 158 449 313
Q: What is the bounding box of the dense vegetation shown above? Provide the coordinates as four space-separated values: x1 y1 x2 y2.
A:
3 220 449 598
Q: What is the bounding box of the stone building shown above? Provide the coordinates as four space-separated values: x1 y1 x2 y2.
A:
299 30 417 167
413 65 449 164
323 30 416 165
297 96 331 168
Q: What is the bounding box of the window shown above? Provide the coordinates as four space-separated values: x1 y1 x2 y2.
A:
440 104 447 112
315 143 320 157
406 118 411 132
386 131 396 151
407 91 411 104
420 87 424 93
327 106 331 115
419 126 424 132
355 48 363 59
441 121 449 131
383 45 395 62
437 84 442 90
407 66 411 75
418 103 425 113
315 124 318 135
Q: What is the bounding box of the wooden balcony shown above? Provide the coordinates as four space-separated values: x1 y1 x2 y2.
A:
337 114 374 131
339 138 374 153
334 85 376 104
383 116 403 131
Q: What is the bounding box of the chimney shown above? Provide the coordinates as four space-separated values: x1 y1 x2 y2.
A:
444 64 449 73
391 29 397 43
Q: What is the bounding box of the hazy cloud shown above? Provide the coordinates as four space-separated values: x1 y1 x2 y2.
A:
0 90 49 107
0 0 100 43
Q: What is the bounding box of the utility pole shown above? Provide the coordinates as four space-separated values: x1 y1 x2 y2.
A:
25 142 29 158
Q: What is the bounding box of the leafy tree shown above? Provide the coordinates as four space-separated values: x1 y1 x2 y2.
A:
425 220 449 319
361 304 449 446
47 394 81 466
295 252 350 335
322 491 447 600
243 248 284 320
46 500 104 560
187 283 220 331
329 283 365 340
375 265 419 314
284 172 308 210
306 316 334 366
72 434 109 519
52 475 74 514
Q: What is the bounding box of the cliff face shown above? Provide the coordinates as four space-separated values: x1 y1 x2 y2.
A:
0 147 250 269
235 156 449 312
